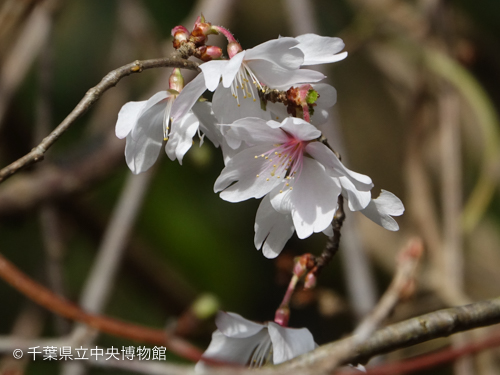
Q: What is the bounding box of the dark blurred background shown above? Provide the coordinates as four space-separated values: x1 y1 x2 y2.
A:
1 0 500 374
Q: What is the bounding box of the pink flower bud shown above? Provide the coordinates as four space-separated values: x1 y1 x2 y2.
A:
227 41 243 59
172 26 189 49
190 22 217 47
293 253 316 278
195 45 223 61
304 272 317 289
274 306 290 327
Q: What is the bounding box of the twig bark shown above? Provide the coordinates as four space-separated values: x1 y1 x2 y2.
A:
344 329 500 375
0 54 199 183
282 296 500 374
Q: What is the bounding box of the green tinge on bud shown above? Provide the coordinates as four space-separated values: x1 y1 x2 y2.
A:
306 89 319 105
192 293 220 320
169 68 184 92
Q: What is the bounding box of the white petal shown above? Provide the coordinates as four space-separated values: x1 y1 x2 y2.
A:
245 37 303 70
226 117 288 146
195 329 267 371
212 84 269 124
124 130 162 174
267 322 316 365
199 60 228 91
305 142 373 191
115 100 147 139
214 145 283 202
124 95 167 174
165 112 199 164
216 311 265 338
245 60 325 88
221 52 245 88
294 34 348 65
191 101 221 147
170 73 207 122
340 176 372 211
271 158 339 239
254 194 295 259
313 83 337 109
280 117 321 141
360 190 404 231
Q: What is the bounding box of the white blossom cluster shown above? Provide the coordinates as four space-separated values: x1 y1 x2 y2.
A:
115 27 401 370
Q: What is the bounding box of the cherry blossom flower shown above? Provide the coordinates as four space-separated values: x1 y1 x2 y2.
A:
171 36 328 124
214 117 373 257
115 92 220 173
196 311 315 371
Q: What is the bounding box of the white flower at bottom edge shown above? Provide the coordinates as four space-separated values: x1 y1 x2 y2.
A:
195 311 315 372
115 92 219 173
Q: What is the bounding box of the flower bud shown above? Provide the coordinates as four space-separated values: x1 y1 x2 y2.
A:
304 271 317 289
293 253 316 278
172 26 189 49
227 41 243 58
274 306 290 327
195 45 223 61
169 68 184 92
190 20 218 47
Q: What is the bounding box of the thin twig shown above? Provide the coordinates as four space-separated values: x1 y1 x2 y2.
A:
0 252 203 362
309 195 346 279
0 53 199 183
353 238 423 342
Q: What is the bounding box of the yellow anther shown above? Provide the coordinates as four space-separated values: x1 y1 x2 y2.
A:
164 137 169 141
279 190 283 193
256 174 260 177
253 98 256 102
266 178 270 181
265 156 269 159
290 187 293 190
274 152 278 155
286 183 289 186
238 104 241 107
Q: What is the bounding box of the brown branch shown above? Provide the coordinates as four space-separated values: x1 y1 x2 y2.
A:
0 53 200 184
343 329 500 375
0 252 203 362
281 296 500 374
309 195 345 280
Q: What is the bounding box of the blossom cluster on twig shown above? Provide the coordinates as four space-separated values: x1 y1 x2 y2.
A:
115 15 404 370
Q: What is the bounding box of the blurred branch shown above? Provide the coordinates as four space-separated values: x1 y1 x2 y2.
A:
0 53 200 184
425 47 500 234
0 0 61 130
0 252 204 362
353 238 423 342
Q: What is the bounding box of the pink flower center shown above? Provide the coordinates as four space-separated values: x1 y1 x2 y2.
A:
255 132 307 192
